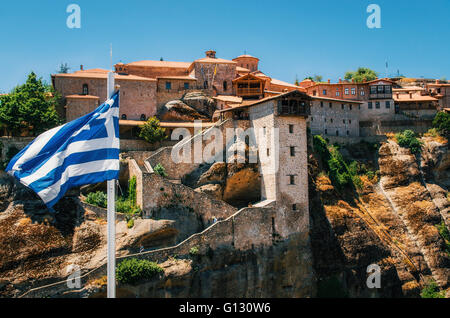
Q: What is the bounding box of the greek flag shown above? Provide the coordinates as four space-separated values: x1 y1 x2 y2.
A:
6 91 120 208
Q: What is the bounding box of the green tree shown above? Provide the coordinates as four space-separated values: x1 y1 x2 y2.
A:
0 72 61 136
138 116 167 144
344 67 378 83
432 112 450 138
313 75 323 82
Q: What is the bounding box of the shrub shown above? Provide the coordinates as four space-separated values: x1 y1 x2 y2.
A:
139 117 167 144
128 176 137 206
189 246 199 256
395 130 423 154
420 280 445 298
86 191 107 208
154 163 168 177
116 197 141 216
127 218 134 229
432 112 450 137
436 221 450 256
116 258 163 285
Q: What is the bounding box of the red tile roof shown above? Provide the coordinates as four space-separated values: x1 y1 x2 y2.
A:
124 60 191 68
54 69 156 81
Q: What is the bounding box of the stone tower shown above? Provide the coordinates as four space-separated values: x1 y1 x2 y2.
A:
247 90 311 238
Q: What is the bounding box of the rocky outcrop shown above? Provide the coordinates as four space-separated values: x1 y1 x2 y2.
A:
183 162 261 208
309 138 450 297
181 91 216 118
158 100 209 122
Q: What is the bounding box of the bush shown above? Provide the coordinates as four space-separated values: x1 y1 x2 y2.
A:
420 280 445 298
154 163 168 177
127 218 134 229
189 246 199 256
395 130 423 154
139 117 167 144
432 112 450 137
436 221 450 256
86 191 107 208
128 176 137 206
116 258 163 285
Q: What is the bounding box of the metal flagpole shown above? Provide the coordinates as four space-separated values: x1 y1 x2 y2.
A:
107 69 116 299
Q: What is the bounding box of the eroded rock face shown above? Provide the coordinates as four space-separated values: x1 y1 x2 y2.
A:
183 162 261 208
158 100 209 122
181 91 216 118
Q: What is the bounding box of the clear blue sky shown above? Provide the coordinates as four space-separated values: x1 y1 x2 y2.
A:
0 0 449 92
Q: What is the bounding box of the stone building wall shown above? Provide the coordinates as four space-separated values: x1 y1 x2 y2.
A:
248 101 278 201
54 76 157 121
0 137 34 162
359 100 396 121
309 99 360 137
128 159 237 225
66 96 99 122
193 62 236 96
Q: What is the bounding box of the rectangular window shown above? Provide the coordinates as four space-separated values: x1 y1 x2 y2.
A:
377 85 384 93
341 104 344 110
184 82 189 90
360 89 365 96
370 86 377 94
336 91 340 97
368 102 373 109
351 88 356 95
165 82 172 90
267 148 270 156
385 86 391 94
325 129 328 135
290 146 295 157
323 89 327 95
289 124 293 133
292 204 297 211
343 119 345 124
385 101 391 108
349 104 352 110
345 88 349 95
349 119 352 124
376 102 380 109
320 101 324 108
329 102 332 108
289 175 295 185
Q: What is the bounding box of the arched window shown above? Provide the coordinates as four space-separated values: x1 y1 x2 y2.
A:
223 81 228 91
82 84 89 95
140 114 146 121
121 114 127 120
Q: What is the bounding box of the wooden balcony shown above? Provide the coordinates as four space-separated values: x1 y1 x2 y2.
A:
236 87 263 96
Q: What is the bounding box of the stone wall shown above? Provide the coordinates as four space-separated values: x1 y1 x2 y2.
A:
54 76 157 121
309 100 360 137
66 96 100 121
128 159 237 225
0 137 34 163
359 100 396 121
360 119 433 136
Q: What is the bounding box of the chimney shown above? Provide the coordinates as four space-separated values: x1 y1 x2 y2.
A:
436 79 439 84
80 65 84 71
205 50 216 58
409 92 413 99
339 78 342 83
352 79 355 83
328 79 331 84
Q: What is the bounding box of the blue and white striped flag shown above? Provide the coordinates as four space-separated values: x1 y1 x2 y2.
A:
6 91 120 208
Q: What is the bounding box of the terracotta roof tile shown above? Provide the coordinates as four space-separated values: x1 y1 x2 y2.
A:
125 60 191 68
